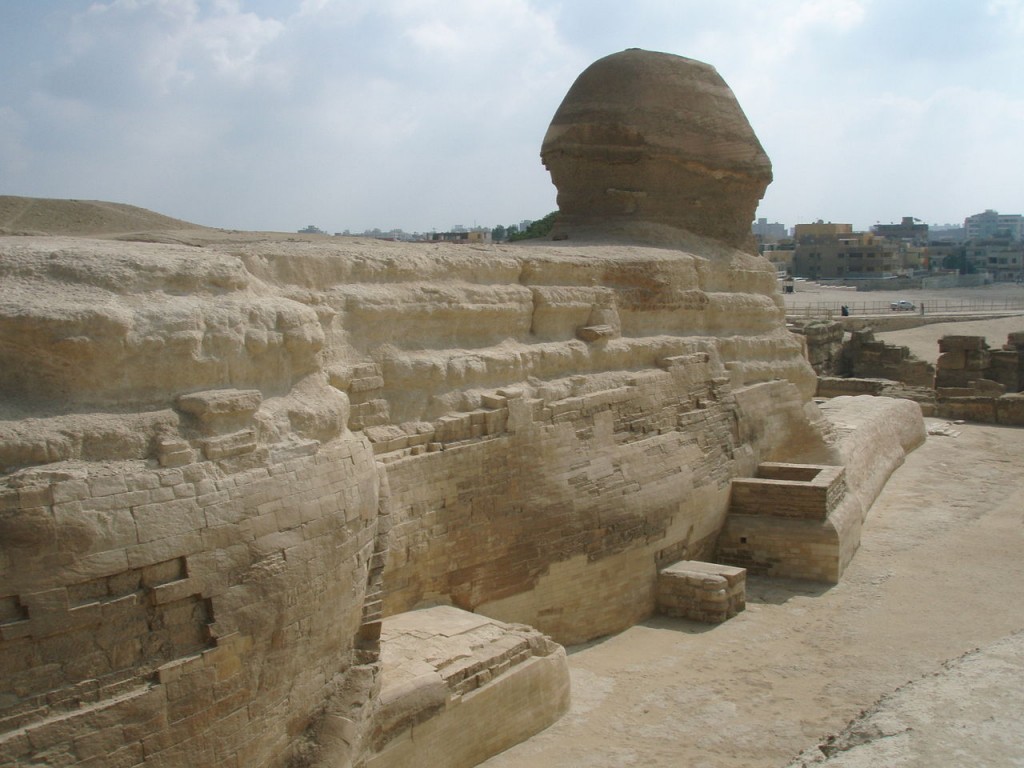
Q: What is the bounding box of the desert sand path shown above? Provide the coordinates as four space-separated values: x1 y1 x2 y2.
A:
483 417 1024 767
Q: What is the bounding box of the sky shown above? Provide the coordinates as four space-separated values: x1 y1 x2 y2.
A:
1 0 1022 234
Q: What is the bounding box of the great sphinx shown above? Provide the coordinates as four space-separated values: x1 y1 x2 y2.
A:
0 50 922 767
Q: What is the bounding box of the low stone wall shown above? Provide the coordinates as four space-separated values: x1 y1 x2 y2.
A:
921 273 991 289
836 313 1023 334
931 334 1024 425
842 329 935 387
717 464 851 583
730 464 846 521
366 606 569 768
936 392 1024 425
789 320 844 376
380 370 820 646
936 334 1024 392
718 397 925 584
817 377 885 398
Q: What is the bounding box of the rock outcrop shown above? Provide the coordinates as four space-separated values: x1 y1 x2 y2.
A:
0 49 920 768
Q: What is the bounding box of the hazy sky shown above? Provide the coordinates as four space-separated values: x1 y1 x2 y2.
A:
1 1 1022 233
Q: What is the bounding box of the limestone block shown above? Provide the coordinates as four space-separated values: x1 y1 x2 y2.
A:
987 350 1020 391
935 387 977 398
367 606 569 767
480 394 506 410
969 378 1006 396
963 350 991 370
995 393 1024 425
576 324 616 342
177 389 262 426
657 560 746 623
935 368 973 389
816 377 885 398
200 429 257 460
156 437 194 467
938 335 987 352
937 396 998 423
366 426 409 455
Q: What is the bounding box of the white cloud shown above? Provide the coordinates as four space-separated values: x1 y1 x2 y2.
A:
62 0 285 98
1 0 1021 232
988 0 1024 31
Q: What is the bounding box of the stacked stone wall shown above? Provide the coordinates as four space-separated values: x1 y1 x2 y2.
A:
656 561 746 623
0 437 381 767
380 365 753 644
842 329 935 387
936 336 993 389
718 464 850 583
790 320 844 376
934 334 1024 425
729 466 845 521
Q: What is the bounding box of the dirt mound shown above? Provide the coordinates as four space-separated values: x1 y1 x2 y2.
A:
0 195 208 236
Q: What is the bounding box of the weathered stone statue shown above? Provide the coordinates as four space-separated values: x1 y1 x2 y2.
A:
541 49 772 248
0 49 923 768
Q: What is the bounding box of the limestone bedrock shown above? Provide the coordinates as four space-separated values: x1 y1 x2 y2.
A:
541 48 772 248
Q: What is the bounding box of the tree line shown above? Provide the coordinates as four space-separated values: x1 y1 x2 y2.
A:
491 211 558 242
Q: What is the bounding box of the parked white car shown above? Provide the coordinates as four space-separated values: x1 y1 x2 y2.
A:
890 299 915 311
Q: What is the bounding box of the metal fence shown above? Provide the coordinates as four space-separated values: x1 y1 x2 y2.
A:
784 298 1024 319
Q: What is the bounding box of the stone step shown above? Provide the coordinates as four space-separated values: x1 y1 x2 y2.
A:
656 560 746 624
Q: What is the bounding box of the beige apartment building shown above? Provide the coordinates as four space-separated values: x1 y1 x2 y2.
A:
791 223 908 279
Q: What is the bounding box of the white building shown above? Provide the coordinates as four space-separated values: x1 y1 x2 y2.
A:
964 210 1023 241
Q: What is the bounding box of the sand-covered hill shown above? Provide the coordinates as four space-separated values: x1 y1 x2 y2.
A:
0 195 209 236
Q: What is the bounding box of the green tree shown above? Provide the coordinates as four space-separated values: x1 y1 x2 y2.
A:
491 224 507 242
942 248 973 274
508 211 558 241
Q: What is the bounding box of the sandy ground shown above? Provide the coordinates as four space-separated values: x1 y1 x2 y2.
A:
482 413 1024 767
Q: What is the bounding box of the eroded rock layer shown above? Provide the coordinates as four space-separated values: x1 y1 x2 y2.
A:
0 228 827 766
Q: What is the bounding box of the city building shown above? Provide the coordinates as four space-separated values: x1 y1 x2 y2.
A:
929 224 967 242
430 228 492 244
791 222 909 279
966 240 1024 282
872 216 929 245
793 221 853 240
752 217 787 241
964 210 1023 241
